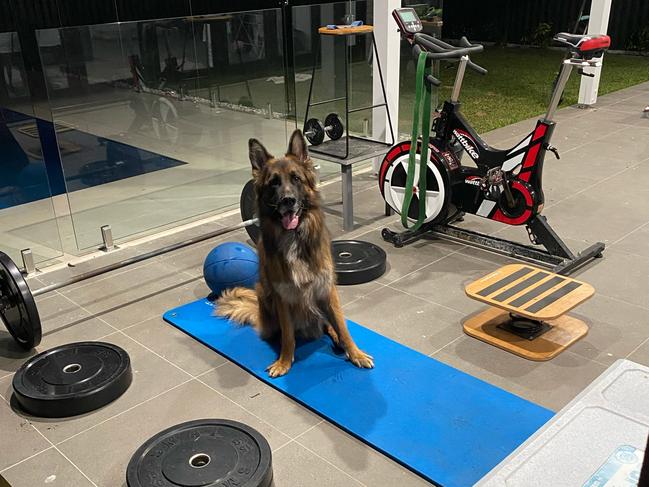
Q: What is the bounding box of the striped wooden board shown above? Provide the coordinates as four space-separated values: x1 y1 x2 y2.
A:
465 264 594 321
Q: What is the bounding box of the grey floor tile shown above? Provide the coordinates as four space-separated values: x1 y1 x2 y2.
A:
57 380 289 487
159 232 250 277
627 339 649 367
581 106 649 129
612 222 649 258
199 363 321 438
325 186 395 239
336 280 385 307
124 316 225 377
568 294 649 366
59 260 183 313
602 93 649 112
541 189 649 244
434 336 607 411
455 244 519 267
0 448 93 487
389 251 506 314
298 421 431 487
590 160 649 208
477 119 533 143
491 224 605 259
349 226 463 285
62 263 205 329
272 441 364 487
0 397 50 471
32 252 152 289
9 332 191 444
91 281 209 329
137 218 241 255
550 124 611 152
579 249 649 309
0 337 37 381
344 286 464 356
541 147 627 200
1 293 117 378
564 130 648 167
595 88 645 106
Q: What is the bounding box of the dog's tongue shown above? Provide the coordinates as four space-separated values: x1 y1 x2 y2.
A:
282 213 300 230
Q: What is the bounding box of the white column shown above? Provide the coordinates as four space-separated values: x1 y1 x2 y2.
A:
372 0 401 173
578 0 612 106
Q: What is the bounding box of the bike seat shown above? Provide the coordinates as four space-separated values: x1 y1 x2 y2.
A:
553 32 610 60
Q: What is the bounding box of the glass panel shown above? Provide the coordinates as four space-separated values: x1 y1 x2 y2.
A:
292 1 384 178
36 9 289 251
0 30 64 265
399 1 444 136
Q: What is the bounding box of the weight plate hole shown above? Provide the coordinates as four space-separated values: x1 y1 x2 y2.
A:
189 453 211 468
62 363 82 374
338 251 352 258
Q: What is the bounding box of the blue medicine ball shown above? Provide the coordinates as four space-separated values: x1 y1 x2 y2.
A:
203 242 259 295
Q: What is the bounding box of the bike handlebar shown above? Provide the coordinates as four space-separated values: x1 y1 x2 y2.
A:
412 45 442 86
412 33 488 77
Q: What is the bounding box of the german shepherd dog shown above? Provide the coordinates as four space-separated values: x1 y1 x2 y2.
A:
216 130 373 378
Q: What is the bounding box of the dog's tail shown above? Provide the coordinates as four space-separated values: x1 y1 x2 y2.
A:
215 287 259 329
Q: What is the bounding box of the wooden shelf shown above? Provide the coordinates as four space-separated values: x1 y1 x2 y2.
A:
318 25 374 36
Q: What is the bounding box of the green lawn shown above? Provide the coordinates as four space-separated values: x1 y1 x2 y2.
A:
212 46 647 137
397 46 649 134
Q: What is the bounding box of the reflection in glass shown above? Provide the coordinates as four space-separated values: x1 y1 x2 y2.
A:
0 32 28 101
0 32 63 265
292 2 380 178
36 10 289 251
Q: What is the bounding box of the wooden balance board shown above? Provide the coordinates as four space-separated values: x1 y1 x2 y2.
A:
464 264 594 361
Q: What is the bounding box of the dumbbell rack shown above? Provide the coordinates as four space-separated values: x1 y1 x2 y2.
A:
303 25 394 231
303 25 395 161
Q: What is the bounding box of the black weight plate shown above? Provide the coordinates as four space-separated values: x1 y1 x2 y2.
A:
332 240 387 285
127 419 273 487
0 251 41 349
240 179 260 244
324 113 344 141
12 341 132 417
304 118 325 145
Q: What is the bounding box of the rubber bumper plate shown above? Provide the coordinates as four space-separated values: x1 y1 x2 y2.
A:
240 179 261 245
0 251 41 349
12 341 132 417
127 419 273 487
333 240 387 285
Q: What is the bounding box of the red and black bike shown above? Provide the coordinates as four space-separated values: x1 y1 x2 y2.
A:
379 8 609 274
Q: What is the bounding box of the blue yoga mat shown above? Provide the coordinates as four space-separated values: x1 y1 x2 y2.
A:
164 298 553 487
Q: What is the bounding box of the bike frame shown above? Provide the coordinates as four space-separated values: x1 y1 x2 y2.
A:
429 56 584 225
381 56 605 273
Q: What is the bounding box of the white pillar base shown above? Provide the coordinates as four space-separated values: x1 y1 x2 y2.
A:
577 0 612 106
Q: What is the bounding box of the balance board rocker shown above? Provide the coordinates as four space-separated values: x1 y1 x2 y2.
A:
464 264 594 361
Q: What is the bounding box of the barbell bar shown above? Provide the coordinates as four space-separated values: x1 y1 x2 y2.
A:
0 217 259 350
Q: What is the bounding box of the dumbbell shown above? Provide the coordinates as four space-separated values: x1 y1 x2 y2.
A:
303 113 344 146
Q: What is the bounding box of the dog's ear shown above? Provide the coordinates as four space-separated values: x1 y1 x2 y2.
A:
287 129 309 163
249 138 272 175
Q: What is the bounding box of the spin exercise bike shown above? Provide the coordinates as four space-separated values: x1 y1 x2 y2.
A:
380 8 609 275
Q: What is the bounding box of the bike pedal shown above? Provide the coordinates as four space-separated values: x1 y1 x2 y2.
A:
526 226 540 245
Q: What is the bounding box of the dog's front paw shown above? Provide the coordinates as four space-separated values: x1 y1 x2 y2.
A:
347 349 374 369
266 359 292 378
